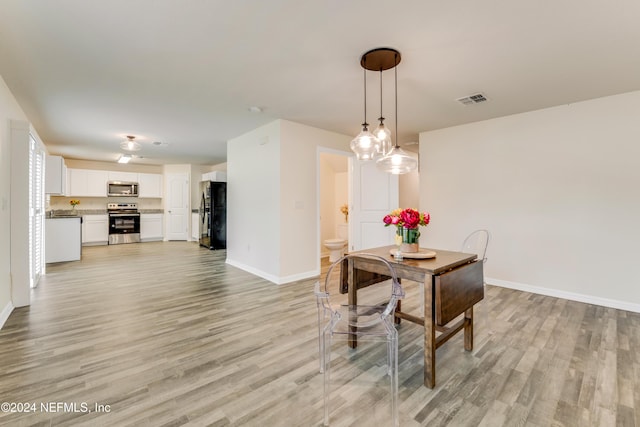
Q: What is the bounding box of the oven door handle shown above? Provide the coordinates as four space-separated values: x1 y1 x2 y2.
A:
109 213 140 217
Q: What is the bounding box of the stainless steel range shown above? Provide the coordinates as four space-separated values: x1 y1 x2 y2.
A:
107 203 140 244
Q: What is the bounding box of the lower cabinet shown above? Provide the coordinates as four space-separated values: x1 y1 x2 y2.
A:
141 214 163 242
82 215 109 246
46 218 81 262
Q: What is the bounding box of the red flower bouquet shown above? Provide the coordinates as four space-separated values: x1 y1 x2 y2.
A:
383 208 430 230
383 208 430 253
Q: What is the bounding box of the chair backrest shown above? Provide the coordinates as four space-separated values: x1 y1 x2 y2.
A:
315 253 404 325
461 229 490 263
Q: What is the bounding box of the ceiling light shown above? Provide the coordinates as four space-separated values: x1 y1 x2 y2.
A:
375 146 417 174
350 60 381 161
120 135 141 151
117 154 132 164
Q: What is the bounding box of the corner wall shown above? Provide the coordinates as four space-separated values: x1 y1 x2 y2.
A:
0 75 28 327
226 119 351 284
419 90 640 312
226 121 282 281
279 120 351 281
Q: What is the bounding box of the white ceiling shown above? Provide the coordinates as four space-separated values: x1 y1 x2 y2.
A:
1 1 640 165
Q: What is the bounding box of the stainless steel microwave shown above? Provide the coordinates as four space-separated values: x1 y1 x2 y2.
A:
107 181 139 197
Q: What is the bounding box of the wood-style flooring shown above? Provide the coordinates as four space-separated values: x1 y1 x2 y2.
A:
1 242 638 426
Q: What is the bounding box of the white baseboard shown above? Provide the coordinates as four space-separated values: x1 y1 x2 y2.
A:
0 301 14 330
487 277 640 314
225 258 318 285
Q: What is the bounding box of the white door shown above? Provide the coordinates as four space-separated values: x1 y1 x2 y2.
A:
165 173 189 241
349 159 399 251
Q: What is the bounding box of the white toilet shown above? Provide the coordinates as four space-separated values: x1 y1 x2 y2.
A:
324 224 348 262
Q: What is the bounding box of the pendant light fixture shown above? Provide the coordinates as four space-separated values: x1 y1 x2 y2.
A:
352 48 417 174
350 62 380 161
375 56 418 175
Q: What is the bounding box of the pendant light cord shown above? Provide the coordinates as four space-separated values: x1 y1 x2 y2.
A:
363 64 368 126
394 53 399 148
379 70 383 121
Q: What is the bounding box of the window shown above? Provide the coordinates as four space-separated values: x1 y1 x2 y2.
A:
28 135 45 288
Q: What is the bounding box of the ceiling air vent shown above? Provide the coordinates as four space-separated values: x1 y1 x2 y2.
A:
456 93 488 106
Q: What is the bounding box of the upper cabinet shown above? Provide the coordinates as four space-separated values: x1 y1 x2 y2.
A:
108 171 138 182
138 173 163 198
45 155 67 195
68 169 109 197
65 168 163 198
201 171 227 182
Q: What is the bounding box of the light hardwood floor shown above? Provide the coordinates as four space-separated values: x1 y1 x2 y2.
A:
1 242 638 426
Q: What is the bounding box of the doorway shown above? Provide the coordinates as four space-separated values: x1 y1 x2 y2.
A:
318 150 350 261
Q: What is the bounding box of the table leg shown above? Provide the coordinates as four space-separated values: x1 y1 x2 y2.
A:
464 306 473 351
424 275 436 388
347 258 357 349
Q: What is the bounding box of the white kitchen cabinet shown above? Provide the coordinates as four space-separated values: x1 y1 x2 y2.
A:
108 171 138 182
201 171 227 182
69 169 108 197
82 214 109 245
191 212 199 241
140 214 163 241
45 217 81 262
45 155 67 195
138 173 163 198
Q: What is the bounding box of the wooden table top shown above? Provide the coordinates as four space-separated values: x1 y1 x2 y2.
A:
348 245 477 275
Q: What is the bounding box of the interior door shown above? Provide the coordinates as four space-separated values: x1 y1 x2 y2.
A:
349 159 399 251
165 173 189 241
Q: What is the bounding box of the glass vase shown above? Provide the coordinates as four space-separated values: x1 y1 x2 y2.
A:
397 226 420 253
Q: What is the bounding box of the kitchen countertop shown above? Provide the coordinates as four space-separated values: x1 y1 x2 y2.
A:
50 209 105 216
49 209 165 216
47 215 82 219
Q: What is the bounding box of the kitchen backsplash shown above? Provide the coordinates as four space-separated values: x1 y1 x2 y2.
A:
48 196 162 212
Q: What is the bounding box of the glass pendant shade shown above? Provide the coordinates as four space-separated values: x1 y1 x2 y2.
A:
376 146 418 174
373 120 393 156
120 136 141 151
350 125 381 161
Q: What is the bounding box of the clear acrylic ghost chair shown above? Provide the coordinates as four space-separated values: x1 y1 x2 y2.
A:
315 253 404 427
417 229 490 317
461 229 490 264
461 229 491 334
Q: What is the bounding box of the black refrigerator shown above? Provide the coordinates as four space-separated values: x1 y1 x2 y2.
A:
199 181 226 249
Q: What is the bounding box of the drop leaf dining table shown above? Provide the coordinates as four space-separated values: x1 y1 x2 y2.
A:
342 245 484 388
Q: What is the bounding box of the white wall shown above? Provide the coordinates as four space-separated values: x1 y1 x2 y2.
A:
226 121 282 281
0 76 28 327
399 151 420 209
9 120 32 307
335 172 348 227
419 90 640 312
227 119 351 284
